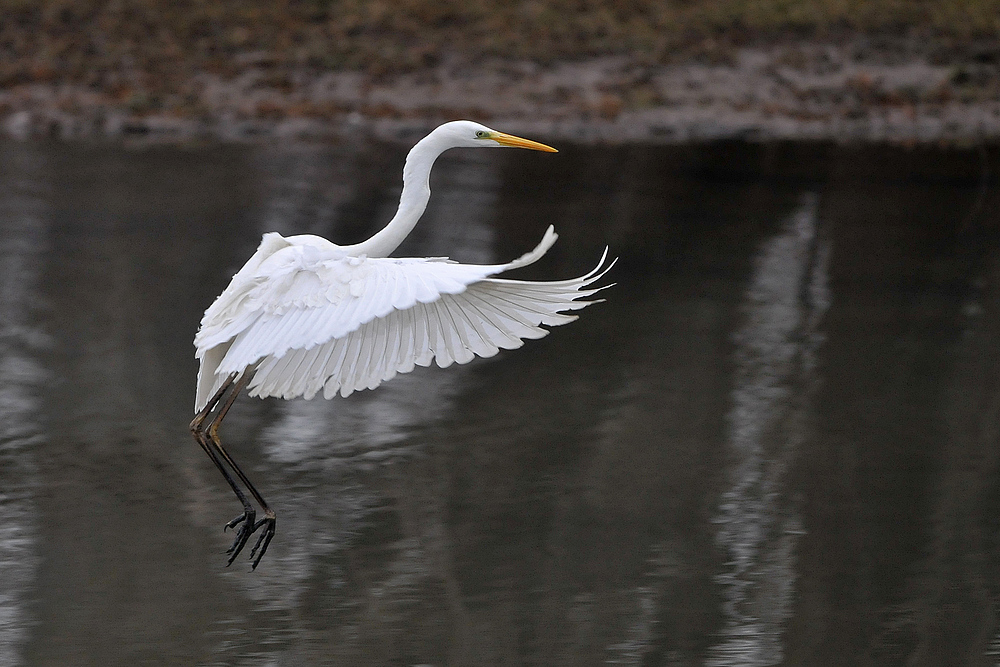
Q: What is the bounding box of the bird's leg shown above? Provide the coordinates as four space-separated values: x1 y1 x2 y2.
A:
190 374 255 520
205 370 277 570
190 374 259 564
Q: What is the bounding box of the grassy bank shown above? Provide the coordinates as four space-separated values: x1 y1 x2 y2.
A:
2 1 1000 142
2 0 1000 87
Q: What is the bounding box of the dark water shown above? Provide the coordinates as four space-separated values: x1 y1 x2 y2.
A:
1 137 1000 666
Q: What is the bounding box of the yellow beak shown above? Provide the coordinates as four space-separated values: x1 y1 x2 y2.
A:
492 132 558 152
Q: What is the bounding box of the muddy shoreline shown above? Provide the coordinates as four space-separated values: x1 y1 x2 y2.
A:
3 41 999 145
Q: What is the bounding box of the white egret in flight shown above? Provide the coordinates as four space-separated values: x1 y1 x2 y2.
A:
190 120 613 568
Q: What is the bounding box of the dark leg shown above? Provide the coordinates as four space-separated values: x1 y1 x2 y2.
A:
205 371 277 570
189 372 271 567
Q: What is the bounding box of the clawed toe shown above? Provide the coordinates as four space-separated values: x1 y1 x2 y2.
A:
249 514 276 570
224 509 256 564
222 509 275 568
225 511 251 533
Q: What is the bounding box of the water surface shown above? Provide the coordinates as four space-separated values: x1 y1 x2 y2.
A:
0 138 999 665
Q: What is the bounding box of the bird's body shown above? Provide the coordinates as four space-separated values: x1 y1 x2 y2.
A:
190 120 612 569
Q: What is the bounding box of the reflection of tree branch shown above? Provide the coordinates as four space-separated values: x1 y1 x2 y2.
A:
709 193 828 666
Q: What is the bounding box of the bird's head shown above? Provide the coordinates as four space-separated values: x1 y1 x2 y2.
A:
434 120 558 152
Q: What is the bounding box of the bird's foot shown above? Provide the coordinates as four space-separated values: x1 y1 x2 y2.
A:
248 512 276 570
224 509 256 565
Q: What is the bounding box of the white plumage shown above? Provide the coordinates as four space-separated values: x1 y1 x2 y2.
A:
190 120 613 569
195 225 611 410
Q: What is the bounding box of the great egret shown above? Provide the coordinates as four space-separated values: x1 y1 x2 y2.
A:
190 120 613 568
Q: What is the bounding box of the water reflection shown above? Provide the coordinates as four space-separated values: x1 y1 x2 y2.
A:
708 193 828 666
0 144 47 667
23 144 258 664
0 140 997 665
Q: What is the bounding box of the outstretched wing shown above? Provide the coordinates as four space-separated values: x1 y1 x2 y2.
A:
194 226 613 411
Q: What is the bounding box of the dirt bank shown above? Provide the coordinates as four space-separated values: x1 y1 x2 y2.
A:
5 1 1000 144
4 38 1000 145
4 0 1000 146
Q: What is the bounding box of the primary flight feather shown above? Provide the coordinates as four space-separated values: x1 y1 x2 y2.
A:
191 120 613 569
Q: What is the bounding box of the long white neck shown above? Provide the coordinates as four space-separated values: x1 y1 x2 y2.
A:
341 133 449 258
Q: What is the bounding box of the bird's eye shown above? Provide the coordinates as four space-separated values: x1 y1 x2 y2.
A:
475 130 488 138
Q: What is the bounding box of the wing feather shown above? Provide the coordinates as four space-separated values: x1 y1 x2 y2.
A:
397 306 417 373
439 296 476 365
412 271 440 303
366 312 390 389
423 300 444 367
463 289 545 340
271 347 302 398
288 350 315 398
453 290 525 349
270 307 304 351
436 298 461 368
474 287 580 326
334 330 365 398
320 337 350 399
288 348 318 398
340 330 364 397
445 296 502 358
195 226 613 411
300 337 339 399
382 313 404 380
451 297 479 362
276 348 306 398
363 264 390 318
412 301 433 367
